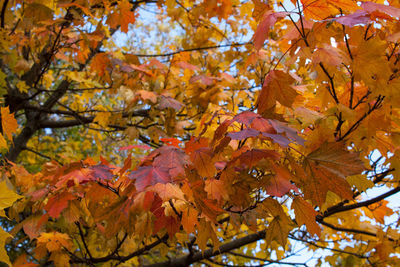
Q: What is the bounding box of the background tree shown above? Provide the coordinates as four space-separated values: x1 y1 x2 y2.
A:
0 0 400 266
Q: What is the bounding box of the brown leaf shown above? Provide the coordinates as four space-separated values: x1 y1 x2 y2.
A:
302 142 364 206
191 148 216 178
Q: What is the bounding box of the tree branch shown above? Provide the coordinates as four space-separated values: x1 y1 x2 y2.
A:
1 0 9 28
132 42 249 57
143 230 267 267
321 186 400 218
317 219 394 241
70 234 168 264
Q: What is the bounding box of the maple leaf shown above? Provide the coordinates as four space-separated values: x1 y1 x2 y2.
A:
205 178 229 202
252 0 271 21
1 106 18 141
181 206 198 234
153 146 189 177
149 183 185 201
227 128 260 140
361 1 400 19
191 147 216 178
333 10 371 26
0 227 12 266
90 53 110 77
107 0 136 32
292 197 321 237
256 70 299 114
130 166 171 191
264 165 299 197
262 198 292 247
37 232 72 252
22 215 43 239
0 134 7 150
301 0 358 20
24 3 54 24
253 11 287 50
44 192 76 219
232 149 280 168
233 111 260 125
0 180 22 209
268 120 305 145
159 95 184 111
89 164 115 180
301 142 364 206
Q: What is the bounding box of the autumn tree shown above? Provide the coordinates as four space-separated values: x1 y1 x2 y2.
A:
1 0 400 266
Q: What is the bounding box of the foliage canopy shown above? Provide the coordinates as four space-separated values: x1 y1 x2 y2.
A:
1 0 400 266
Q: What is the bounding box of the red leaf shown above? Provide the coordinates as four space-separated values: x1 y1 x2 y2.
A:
227 128 260 140
89 164 114 180
212 119 232 144
159 95 184 111
253 11 287 50
185 137 209 154
362 2 400 19
232 111 260 126
54 168 93 188
22 216 43 239
265 165 298 197
130 166 171 191
334 10 371 26
164 216 180 237
262 133 291 147
250 116 275 133
268 120 304 145
233 149 280 168
189 74 214 85
45 192 76 219
160 138 181 148
176 61 200 71
153 146 189 177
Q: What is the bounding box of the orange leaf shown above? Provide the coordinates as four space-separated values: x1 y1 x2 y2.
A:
191 148 216 178
302 142 364 206
256 70 299 113
292 197 321 237
182 207 198 234
205 178 229 202
1 106 18 141
149 183 185 201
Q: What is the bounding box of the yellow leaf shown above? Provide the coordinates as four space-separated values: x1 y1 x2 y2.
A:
0 227 11 266
93 112 111 128
0 134 7 150
1 106 18 141
37 232 72 252
16 81 29 94
346 174 374 192
0 180 22 210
